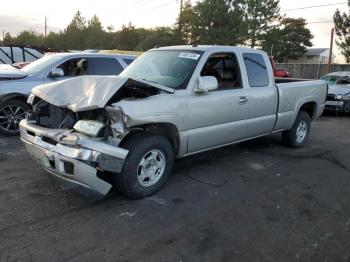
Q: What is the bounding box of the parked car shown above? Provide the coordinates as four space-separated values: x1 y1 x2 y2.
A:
321 72 350 113
269 56 290 78
321 71 350 86
20 45 327 199
0 53 136 135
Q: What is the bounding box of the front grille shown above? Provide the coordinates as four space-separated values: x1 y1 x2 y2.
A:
327 94 336 101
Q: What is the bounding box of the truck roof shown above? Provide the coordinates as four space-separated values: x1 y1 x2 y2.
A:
155 45 263 53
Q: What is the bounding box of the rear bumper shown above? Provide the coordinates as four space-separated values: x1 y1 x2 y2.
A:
19 119 129 196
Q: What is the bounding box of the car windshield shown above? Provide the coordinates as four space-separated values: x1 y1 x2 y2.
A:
321 74 350 86
21 55 63 75
120 50 203 89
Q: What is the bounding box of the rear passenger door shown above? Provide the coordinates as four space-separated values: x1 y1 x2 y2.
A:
243 53 278 137
88 58 124 76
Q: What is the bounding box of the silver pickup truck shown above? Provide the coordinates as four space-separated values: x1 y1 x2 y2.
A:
20 45 327 199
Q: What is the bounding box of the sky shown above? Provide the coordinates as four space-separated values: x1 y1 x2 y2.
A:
0 0 348 62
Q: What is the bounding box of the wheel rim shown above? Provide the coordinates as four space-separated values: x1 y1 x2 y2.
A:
296 120 307 143
0 104 26 134
137 149 166 187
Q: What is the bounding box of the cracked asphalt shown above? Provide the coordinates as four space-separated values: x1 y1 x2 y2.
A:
1 115 350 262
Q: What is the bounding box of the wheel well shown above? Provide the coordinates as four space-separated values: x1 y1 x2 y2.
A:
0 94 28 105
120 123 180 154
300 102 316 120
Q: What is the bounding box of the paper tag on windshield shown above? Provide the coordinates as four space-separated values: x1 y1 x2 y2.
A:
178 52 200 60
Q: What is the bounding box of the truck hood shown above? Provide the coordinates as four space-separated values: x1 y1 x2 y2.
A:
0 64 28 79
32 75 174 112
328 84 350 96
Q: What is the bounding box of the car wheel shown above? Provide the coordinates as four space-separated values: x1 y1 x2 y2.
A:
114 133 174 199
344 102 350 114
282 111 311 148
0 99 30 136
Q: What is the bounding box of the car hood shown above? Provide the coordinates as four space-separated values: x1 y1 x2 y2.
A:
0 64 28 79
328 84 350 96
32 75 174 112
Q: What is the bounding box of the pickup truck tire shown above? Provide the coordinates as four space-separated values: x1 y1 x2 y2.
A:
0 99 30 136
115 133 174 199
282 111 311 148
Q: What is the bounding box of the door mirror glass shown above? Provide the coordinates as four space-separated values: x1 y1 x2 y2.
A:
194 76 218 93
50 68 64 78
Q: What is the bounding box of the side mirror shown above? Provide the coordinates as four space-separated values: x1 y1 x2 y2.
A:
194 76 218 93
50 68 64 78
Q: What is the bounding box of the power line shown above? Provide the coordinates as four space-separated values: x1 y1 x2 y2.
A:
307 20 334 24
282 2 347 12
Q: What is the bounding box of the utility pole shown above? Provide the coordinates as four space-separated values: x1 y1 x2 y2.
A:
2 30 4 42
178 0 184 32
44 16 47 38
328 28 334 73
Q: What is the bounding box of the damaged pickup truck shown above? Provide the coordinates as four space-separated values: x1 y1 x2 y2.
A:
20 45 327 199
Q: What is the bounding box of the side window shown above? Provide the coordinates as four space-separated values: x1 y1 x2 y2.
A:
123 58 134 65
56 58 88 77
243 53 269 87
89 58 123 75
200 53 242 90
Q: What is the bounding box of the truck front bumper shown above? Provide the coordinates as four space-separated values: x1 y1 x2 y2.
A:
19 119 129 196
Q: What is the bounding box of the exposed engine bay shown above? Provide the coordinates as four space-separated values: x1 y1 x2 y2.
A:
28 78 164 145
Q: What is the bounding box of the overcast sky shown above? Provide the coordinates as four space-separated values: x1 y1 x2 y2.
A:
0 0 348 61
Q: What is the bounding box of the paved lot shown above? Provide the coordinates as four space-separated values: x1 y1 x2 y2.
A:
1 115 350 262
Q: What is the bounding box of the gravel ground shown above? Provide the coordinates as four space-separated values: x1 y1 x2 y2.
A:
1 115 350 262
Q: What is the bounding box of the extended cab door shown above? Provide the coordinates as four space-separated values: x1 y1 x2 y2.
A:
186 52 249 153
242 52 278 137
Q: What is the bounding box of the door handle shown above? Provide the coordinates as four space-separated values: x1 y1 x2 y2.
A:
239 96 248 104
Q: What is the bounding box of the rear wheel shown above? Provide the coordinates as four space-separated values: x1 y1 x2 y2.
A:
114 133 174 199
282 111 311 148
0 99 30 136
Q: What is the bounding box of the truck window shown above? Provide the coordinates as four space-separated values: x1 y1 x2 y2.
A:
201 53 242 90
89 58 123 75
243 53 269 87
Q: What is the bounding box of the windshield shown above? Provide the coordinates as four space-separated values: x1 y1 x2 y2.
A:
321 74 350 86
120 50 203 89
21 54 63 75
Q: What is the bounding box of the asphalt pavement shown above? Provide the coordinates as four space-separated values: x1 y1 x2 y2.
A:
1 115 350 262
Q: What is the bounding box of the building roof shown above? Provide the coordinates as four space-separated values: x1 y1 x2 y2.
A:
304 48 328 56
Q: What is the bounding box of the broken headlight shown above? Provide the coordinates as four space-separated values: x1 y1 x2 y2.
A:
73 120 105 137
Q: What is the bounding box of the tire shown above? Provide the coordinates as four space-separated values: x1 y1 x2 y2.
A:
344 102 350 114
282 111 311 148
0 99 30 136
115 133 174 199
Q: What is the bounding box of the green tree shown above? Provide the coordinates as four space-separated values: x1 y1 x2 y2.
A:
186 0 245 45
86 15 107 49
63 10 87 49
136 27 177 50
3 32 12 45
242 0 281 48
12 30 44 46
262 18 313 62
334 2 350 62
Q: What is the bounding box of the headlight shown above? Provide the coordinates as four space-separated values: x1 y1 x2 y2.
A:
336 95 343 100
73 120 105 137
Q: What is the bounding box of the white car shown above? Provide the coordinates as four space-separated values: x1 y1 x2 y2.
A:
0 53 135 135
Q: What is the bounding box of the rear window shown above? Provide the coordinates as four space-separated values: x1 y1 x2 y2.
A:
123 58 134 65
243 53 269 87
89 58 123 75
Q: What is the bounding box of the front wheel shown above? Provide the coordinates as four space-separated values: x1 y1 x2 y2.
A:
114 133 174 199
0 99 30 136
282 111 311 148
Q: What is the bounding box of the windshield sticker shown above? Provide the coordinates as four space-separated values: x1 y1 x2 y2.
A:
178 52 200 60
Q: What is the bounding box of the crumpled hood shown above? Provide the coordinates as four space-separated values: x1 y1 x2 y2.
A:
32 76 129 112
0 64 28 79
328 84 350 96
